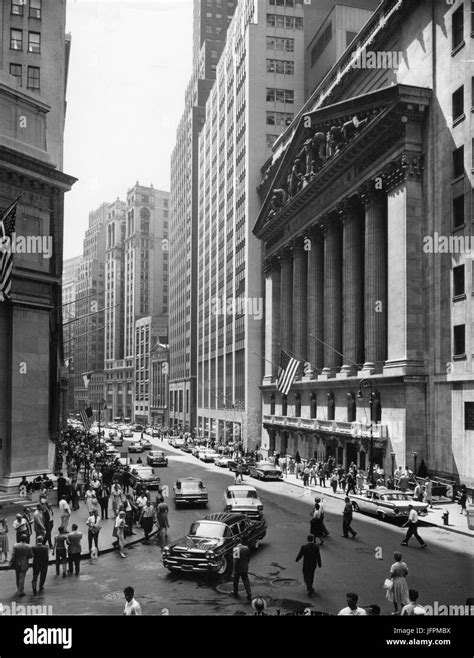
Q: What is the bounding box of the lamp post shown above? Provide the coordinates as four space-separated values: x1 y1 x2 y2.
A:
358 379 375 486
390 452 395 477
98 399 106 437
413 451 418 477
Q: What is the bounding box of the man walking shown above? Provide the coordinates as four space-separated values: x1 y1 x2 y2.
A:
342 496 357 538
31 536 49 595
67 524 83 575
40 497 54 549
10 534 33 597
401 505 427 548
33 504 46 540
123 586 142 615
86 509 102 556
295 535 322 596
232 540 252 601
59 496 71 531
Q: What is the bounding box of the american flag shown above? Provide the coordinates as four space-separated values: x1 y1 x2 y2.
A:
277 350 300 396
80 406 93 432
0 197 20 302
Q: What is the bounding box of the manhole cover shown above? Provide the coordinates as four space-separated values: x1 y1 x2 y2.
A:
271 578 300 588
103 591 125 601
135 562 163 571
78 574 93 581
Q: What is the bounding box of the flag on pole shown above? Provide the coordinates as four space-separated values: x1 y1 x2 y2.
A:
0 197 20 302
80 406 93 432
277 350 300 396
83 373 91 389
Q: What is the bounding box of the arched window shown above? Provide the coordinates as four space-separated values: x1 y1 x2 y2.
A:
295 393 301 417
282 394 288 416
327 392 335 420
347 392 356 422
310 393 317 419
270 394 276 416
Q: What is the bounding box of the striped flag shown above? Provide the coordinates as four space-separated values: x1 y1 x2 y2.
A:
80 406 93 432
277 350 300 396
0 197 20 302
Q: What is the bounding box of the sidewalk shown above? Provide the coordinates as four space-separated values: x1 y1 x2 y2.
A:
280 472 474 537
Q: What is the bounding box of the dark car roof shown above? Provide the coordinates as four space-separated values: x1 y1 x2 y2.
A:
204 512 248 525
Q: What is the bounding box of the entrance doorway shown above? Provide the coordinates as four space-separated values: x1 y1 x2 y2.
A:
346 444 358 469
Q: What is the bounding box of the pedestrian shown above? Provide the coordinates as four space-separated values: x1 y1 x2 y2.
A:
232 540 252 601
330 472 338 493
314 497 329 536
10 534 33 597
13 513 30 543
317 464 326 488
342 497 357 539
33 504 46 540
309 504 324 545
295 534 322 596
356 469 364 493
458 485 468 515
414 481 424 502
40 496 54 549
86 509 102 556
52 526 69 577
56 472 67 505
0 517 9 563
309 465 317 486
398 470 409 492
136 491 148 519
387 552 410 614
67 524 83 575
401 589 426 616
401 505 427 548
337 592 367 616
19 476 29 497
139 500 155 540
123 586 142 615
424 478 433 508
156 500 169 538
98 483 110 519
58 496 71 531
114 510 127 558
111 482 124 517
303 465 310 487
31 536 49 595
346 471 357 495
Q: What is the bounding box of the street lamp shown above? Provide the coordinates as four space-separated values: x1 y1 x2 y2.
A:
390 452 396 477
97 399 106 437
413 451 418 477
358 379 375 486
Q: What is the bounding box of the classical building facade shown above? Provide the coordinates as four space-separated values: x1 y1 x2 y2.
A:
254 0 474 486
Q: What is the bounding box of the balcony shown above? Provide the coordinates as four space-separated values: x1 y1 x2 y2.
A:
263 415 388 440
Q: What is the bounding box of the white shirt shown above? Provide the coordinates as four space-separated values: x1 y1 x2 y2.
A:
136 495 147 509
123 598 142 616
59 500 70 515
408 509 419 524
338 606 367 616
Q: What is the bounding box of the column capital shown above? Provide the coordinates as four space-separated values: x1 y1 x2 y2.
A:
277 246 293 264
324 209 343 233
264 256 279 274
382 152 424 192
357 182 386 208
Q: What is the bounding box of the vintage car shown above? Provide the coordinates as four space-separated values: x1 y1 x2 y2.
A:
198 449 220 463
108 429 118 438
248 461 283 481
146 450 168 467
122 428 134 438
224 485 264 519
162 512 267 575
350 487 429 521
169 437 187 449
139 437 152 450
180 444 193 453
191 444 207 457
110 434 123 447
128 466 161 490
173 477 208 507
228 458 253 475
128 440 144 453
105 445 120 459
151 429 161 438
215 455 232 468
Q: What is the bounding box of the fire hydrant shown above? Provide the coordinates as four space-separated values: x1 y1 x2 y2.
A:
442 510 449 525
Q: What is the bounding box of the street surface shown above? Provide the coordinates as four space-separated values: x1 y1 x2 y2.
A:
0 434 472 615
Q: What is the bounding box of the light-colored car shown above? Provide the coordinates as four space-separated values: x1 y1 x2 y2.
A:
350 488 429 521
215 455 232 468
224 485 264 519
146 450 168 467
129 466 161 490
199 449 220 463
170 437 186 448
128 441 144 453
105 445 120 460
248 461 283 481
123 429 134 438
173 477 208 507
110 434 123 447
139 437 152 450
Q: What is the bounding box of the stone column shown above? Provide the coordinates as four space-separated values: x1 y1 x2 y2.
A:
279 249 293 355
264 258 281 382
321 217 342 377
307 227 324 377
339 200 364 376
292 238 308 363
359 188 387 374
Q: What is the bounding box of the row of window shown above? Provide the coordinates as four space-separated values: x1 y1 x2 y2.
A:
266 111 294 126
11 0 41 19
452 2 474 51
266 58 295 74
268 0 305 6
9 63 40 89
266 87 294 103
10 28 40 53
266 36 294 52
267 14 303 29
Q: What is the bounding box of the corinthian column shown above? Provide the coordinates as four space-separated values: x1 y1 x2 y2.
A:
321 217 342 378
292 238 308 363
307 227 324 376
264 258 280 382
279 248 293 355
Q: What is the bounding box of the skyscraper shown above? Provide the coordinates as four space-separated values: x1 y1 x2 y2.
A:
62 255 82 413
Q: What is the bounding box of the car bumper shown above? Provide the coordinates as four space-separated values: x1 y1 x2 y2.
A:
174 497 208 504
163 556 222 573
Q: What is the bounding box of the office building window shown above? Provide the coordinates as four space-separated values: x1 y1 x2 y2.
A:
266 59 294 75
10 29 23 51
28 31 41 53
11 0 24 16
29 0 41 19
453 265 465 297
311 23 332 67
27 65 40 90
453 194 464 227
454 324 465 356
206 25 212 33
267 88 294 103
452 5 464 50
453 145 464 178
452 85 464 121
9 63 22 86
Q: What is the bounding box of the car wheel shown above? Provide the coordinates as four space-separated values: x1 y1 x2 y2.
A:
352 502 360 512
216 555 228 575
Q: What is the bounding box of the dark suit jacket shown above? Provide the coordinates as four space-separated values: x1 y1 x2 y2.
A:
32 544 50 568
11 542 34 571
295 543 322 571
67 531 83 554
233 545 250 574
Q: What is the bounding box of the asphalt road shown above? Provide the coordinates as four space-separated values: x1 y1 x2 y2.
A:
0 434 472 615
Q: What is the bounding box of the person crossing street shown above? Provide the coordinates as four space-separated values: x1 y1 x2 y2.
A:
401 505 427 548
342 497 357 539
295 535 322 596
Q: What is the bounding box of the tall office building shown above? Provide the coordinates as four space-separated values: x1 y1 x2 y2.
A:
0 0 76 490
169 0 237 433
62 255 82 413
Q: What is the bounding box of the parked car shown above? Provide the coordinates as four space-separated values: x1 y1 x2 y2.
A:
173 477 208 507
199 449 220 463
128 466 161 490
134 424 144 432
110 434 123 447
140 437 152 450
146 450 168 467
162 512 267 575
123 429 134 438
180 443 193 453
170 437 186 449
248 461 283 481
152 429 161 438
191 444 207 457
215 455 232 468
350 488 429 521
128 441 144 453
224 485 264 519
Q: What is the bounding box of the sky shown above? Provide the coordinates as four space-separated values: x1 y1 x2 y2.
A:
63 0 193 259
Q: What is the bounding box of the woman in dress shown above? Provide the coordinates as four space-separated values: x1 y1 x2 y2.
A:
0 517 9 563
52 526 69 577
388 552 410 613
114 510 127 558
309 503 324 545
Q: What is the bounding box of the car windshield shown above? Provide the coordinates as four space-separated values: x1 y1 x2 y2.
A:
189 522 225 538
180 481 202 492
228 490 257 499
382 494 411 501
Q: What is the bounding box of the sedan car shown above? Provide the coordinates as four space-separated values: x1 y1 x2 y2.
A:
123 429 134 438
146 450 168 467
199 449 220 463
248 461 283 481
224 485 263 519
151 429 161 438
108 429 118 438
350 488 429 521
128 466 161 490
170 437 187 448
128 441 144 453
140 437 152 450
173 477 208 507
110 434 123 447
162 512 267 575
228 459 251 475
215 455 232 468
191 444 207 457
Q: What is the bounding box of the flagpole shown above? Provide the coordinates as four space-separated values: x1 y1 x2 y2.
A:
309 333 362 370
0 196 21 241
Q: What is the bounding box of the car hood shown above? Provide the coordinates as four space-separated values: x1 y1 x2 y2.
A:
168 535 223 552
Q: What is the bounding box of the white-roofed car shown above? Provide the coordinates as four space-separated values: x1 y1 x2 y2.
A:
146 450 168 467
128 440 144 453
198 449 220 463
224 485 264 519
215 455 232 468
350 487 429 522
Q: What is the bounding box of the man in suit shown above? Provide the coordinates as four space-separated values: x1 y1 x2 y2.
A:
56 472 67 506
342 497 357 538
33 504 46 539
31 536 49 595
67 524 83 575
232 540 252 601
295 535 322 595
10 534 33 597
